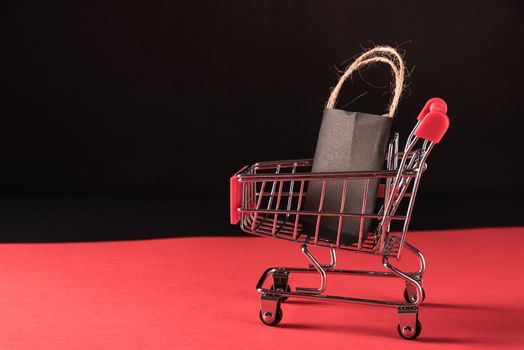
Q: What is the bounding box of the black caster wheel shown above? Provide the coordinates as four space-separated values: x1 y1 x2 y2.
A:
398 320 422 340
404 288 425 304
259 306 283 326
270 284 291 302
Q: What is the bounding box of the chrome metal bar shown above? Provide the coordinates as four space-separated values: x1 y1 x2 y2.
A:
386 156 420 225
256 259 424 280
292 181 305 240
256 192 302 198
383 254 423 306
251 149 411 171
271 181 284 236
328 248 337 268
239 169 415 182
285 163 298 218
336 180 348 248
404 120 421 150
266 165 281 210
251 181 267 231
358 179 370 250
255 267 411 308
242 208 407 220
313 180 327 244
385 139 394 207
405 241 426 276
394 133 399 169
254 158 313 169
295 244 327 294
308 246 337 269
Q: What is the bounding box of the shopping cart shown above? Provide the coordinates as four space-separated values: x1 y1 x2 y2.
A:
230 98 450 340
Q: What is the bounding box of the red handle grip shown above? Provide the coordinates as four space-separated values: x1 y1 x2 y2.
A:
414 98 450 144
416 97 447 121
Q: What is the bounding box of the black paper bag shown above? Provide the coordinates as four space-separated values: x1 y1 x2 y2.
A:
301 47 404 245
302 109 392 245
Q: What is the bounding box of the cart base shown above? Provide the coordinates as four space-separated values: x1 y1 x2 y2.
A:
256 240 426 340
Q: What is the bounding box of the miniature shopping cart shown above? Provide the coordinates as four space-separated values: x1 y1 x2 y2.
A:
230 98 450 340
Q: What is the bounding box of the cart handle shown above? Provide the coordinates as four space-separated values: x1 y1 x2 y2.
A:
414 98 450 144
416 97 447 120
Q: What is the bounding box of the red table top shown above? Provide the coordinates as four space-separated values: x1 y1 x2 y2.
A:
0 227 523 349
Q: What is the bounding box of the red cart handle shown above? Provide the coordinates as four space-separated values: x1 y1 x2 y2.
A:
414 98 450 144
416 97 447 120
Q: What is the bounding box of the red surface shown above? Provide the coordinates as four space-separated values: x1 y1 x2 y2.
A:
0 227 523 349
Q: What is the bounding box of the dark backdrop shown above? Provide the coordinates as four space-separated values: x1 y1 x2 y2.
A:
0 1 523 241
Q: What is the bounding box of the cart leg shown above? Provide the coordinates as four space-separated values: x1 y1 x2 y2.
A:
307 247 337 270
404 241 426 275
404 280 425 304
397 306 422 340
404 241 426 304
259 294 283 326
383 254 424 306
270 270 291 302
295 244 327 294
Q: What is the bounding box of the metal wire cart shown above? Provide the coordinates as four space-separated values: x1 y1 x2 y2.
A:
230 98 450 340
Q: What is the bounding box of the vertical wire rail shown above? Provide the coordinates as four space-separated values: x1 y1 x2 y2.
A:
373 142 398 250
326 247 337 268
394 133 399 170
292 181 305 240
357 179 370 250
265 165 282 236
335 180 349 248
285 163 298 219
241 181 246 229
397 143 434 258
397 149 418 194
313 180 327 244
404 121 420 151
251 181 267 231
240 182 254 227
394 129 418 196
251 180 256 208
271 180 283 236
266 165 281 211
246 165 257 228
379 134 397 247
240 182 256 227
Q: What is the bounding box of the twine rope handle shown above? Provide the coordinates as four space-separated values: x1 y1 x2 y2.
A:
326 46 406 117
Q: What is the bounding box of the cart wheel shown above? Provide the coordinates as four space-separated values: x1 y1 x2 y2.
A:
259 306 283 326
404 287 426 304
398 320 422 340
270 284 291 302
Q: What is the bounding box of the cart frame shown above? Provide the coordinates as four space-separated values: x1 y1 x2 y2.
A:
230 99 449 340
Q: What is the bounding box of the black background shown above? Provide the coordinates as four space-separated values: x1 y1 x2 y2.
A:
0 1 523 241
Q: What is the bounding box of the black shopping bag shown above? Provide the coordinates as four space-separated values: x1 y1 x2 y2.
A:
302 47 405 245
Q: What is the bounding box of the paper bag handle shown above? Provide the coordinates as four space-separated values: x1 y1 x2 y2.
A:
326 46 406 117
